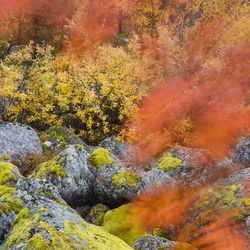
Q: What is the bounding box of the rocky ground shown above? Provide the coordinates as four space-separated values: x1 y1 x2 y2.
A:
0 122 249 249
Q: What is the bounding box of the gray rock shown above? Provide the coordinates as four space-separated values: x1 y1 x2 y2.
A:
39 125 93 155
0 162 24 244
161 146 215 187
2 178 132 250
232 137 250 167
94 162 176 207
29 145 96 207
216 168 250 198
94 162 140 207
98 136 128 160
0 122 42 168
132 236 195 250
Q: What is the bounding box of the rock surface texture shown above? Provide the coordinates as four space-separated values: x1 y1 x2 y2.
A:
0 122 42 167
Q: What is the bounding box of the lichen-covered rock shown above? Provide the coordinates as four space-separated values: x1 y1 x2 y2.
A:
98 136 128 160
94 162 143 207
162 146 214 187
132 236 196 250
29 145 96 207
2 179 132 250
85 204 110 226
94 161 176 207
103 204 149 246
0 162 24 244
0 122 42 168
39 125 93 155
232 137 250 167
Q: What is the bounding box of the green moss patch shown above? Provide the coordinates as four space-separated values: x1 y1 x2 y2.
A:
88 148 116 169
29 156 66 180
156 153 182 172
4 209 40 249
103 204 149 246
112 172 141 189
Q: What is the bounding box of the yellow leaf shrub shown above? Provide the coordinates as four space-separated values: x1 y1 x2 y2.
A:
0 39 162 144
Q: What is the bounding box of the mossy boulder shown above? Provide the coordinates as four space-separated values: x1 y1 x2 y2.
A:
94 162 144 207
132 236 197 250
2 178 132 250
94 161 176 207
0 122 42 168
162 146 214 188
103 204 149 246
39 125 91 155
28 145 96 207
0 162 24 244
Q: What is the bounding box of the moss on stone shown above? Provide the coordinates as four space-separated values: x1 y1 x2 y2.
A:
112 172 141 189
1 154 10 160
38 208 49 212
94 213 105 226
65 220 132 249
156 152 182 172
38 221 85 249
0 162 21 199
102 204 150 246
29 156 66 180
193 185 242 217
88 148 115 169
25 234 50 250
12 198 24 214
4 208 40 249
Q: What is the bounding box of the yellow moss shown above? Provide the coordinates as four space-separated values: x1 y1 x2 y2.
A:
38 221 85 249
0 162 19 186
30 156 66 179
25 234 50 250
94 213 105 226
102 204 149 246
1 154 10 160
88 148 116 169
12 198 24 214
156 153 183 172
193 185 242 218
4 209 40 249
65 220 132 249
38 208 49 212
112 172 141 189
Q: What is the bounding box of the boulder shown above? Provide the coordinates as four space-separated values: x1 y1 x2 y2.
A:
1 178 132 250
154 146 215 187
132 236 196 250
102 204 149 246
94 161 176 207
98 136 128 160
232 137 250 167
29 145 96 207
0 162 24 244
39 126 93 155
0 122 42 168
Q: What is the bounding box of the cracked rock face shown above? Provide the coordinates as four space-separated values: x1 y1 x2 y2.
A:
0 122 42 168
